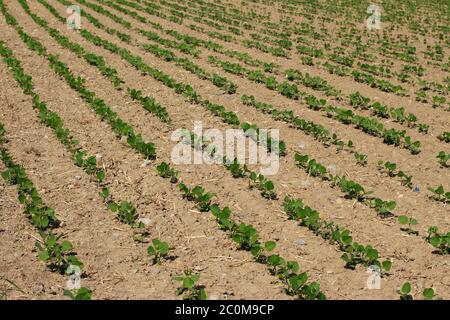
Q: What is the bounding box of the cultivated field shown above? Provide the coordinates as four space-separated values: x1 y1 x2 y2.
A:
0 0 448 300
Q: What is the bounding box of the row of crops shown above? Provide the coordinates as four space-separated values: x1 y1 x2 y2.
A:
0 0 448 300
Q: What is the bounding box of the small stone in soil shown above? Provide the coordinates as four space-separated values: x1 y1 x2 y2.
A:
209 293 220 300
327 164 337 174
151 266 160 275
141 159 152 167
294 239 306 246
138 217 151 226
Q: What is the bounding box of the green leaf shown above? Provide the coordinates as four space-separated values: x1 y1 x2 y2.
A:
366 248 379 260
382 260 392 271
264 241 276 252
401 282 411 294
96 170 105 182
147 246 156 256
287 261 300 273
265 181 274 191
341 235 353 244
198 287 207 300
183 277 194 289
74 288 92 300
38 251 50 261
63 289 75 299
67 256 83 269
191 273 200 283
423 288 434 300
429 236 441 248
61 240 73 252
398 215 409 225
158 242 169 255
107 202 119 212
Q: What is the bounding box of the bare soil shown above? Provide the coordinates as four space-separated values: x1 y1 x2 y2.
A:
0 0 448 300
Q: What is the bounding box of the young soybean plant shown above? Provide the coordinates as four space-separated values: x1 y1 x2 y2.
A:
398 215 419 235
156 162 179 183
35 231 83 274
354 152 368 166
426 227 449 254
427 185 450 203
147 239 170 265
248 172 277 200
399 282 438 300
437 151 449 168
399 282 413 300
179 184 215 212
174 271 207 300
64 287 92 300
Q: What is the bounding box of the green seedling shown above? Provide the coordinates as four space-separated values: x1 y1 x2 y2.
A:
399 282 438 300
418 124 429 133
398 215 419 235
232 223 260 251
267 254 325 300
423 288 436 300
431 95 445 108
354 152 368 166
373 198 396 217
399 282 413 300
156 162 178 183
340 177 371 201
108 201 138 225
397 171 413 188
174 271 207 300
35 231 83 274
179 184 215 212
294 153 327 177
147 239 169 265
63 287 92 300
426 227 449 254
248 172 277 199
223 157 247 178
437 151 449 167
427 185 450 203
210 205 235 231
341 243 391 272
132 227 150 243
384 161 397 176
438 132 450 143
0 162 57 230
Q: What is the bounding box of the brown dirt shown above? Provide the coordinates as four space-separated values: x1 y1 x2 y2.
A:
0 0 448 300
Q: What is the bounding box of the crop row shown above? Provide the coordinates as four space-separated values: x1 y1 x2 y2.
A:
140 42 236 93
44 0 448 200
0 5 201 299
207 55 422 154
1 0 182 284
0 122 92 300
37 0 288 153
155 0 449 108
292 152 449 254
3 2 330 298
157 162 327 300
66 1 237 94
76 0 276 70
